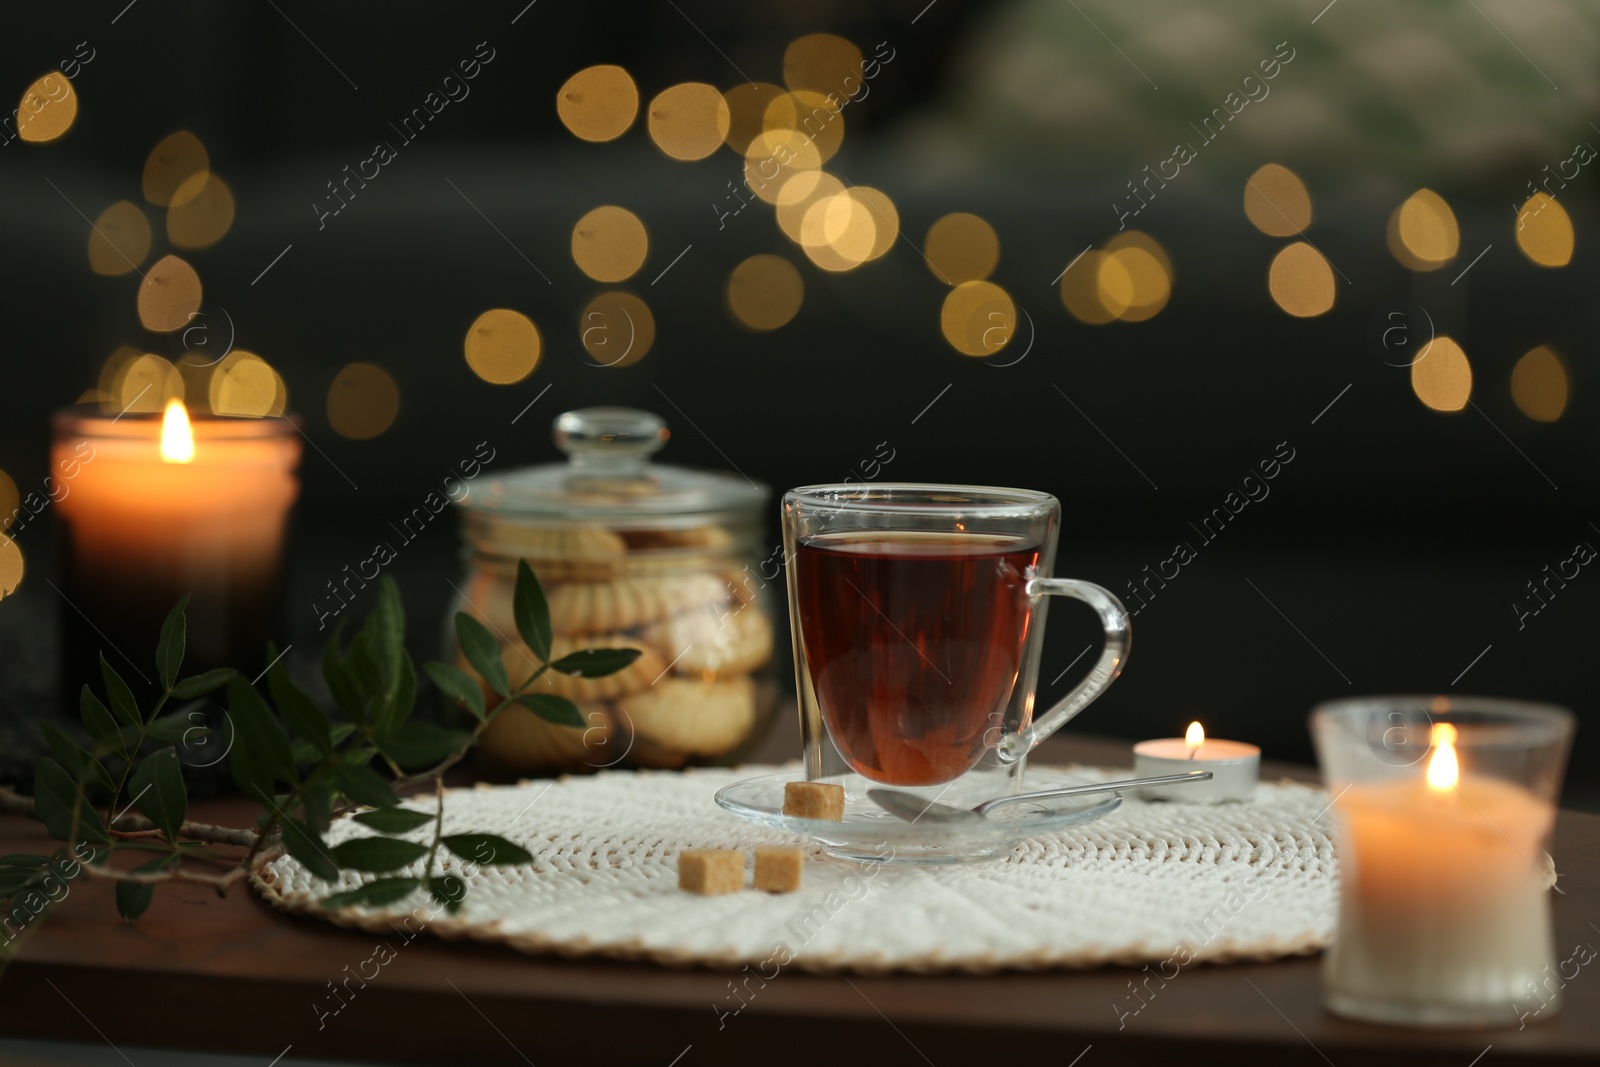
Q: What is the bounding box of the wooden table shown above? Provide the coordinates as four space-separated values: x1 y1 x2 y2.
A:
3 724 1597 1066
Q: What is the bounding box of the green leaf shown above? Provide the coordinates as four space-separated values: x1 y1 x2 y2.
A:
454 613 509 698
114 853 177 923
333 762 398 809
79 685 123 758
0 868 42 892
226 677 297 799
32 760 108 845
329 722 358 747
281 817 339 881
0 855 52 868
130 747 186 843
441 833 533 866
379 650 417 736
516 694 585 728
171 668 236 700
425 662 486 721
322 877 420 909
155 596 189 690
373 721 473 768
548 648 642 679
352 807 433 834
428 874 466 913
345 632 384 711
146 710 204 749
513 560 553 663
371 652 416 742
322 620 365 725
364 577 405 692
40 723 114 792
329 836 428 873
302 782 333 835
99 652 140 729
266 649 332 756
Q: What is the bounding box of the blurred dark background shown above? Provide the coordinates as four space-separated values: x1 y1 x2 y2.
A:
2 0 1597 802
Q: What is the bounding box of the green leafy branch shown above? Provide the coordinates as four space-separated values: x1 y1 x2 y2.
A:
0 561 637 940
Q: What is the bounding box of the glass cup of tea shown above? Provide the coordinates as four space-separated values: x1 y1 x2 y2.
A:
782 483 1130 846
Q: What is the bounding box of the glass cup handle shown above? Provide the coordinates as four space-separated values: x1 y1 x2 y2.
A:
996 577 1131 764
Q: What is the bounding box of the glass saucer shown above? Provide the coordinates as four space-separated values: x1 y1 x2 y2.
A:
714 767 1122 865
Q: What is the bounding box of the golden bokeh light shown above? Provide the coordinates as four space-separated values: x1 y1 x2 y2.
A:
464 308 542 384
210 350 288 417
1103 232 1172 322
1511 345 1569 422
925 213 999 285
1060 251 1124 325
800 193 876 271
647 83 730 162
1388 189 1459 270
722 82 786 153
98 345 140 401
1515 193 1574 268
143 131 210 208
0 534 23 601
743 128 822 204
580 291 655 367
763 91 844 164
775 170 843 243
113 353 183 414
571 205 648 283
846 186 898 262
941 281 1016 357
87 201 152 276
1243 163 1311 237
1411 336 1472 412
137 254 203 333
1268 242 1335 317
556 65 639 143
0 469 17 531
727 254 804 331
166 174 235 249
783 34 864 96
327 363 400 440
16 73 77 143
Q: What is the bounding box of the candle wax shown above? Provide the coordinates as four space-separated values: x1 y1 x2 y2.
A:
1327 774 1556 1017
52 409 299 692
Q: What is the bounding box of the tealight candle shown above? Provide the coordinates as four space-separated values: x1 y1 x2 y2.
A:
1132 722 1260 802
52 400 300 693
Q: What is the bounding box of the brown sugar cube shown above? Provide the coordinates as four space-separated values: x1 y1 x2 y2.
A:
678 849 746 895
753 846 804 893
783 781 845 821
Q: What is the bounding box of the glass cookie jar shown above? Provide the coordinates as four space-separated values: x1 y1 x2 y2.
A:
446 407 778 775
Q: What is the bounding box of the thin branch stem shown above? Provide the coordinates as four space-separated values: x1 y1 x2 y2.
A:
0 788 260 848
80 862 249 890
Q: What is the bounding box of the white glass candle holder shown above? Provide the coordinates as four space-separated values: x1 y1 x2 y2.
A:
1311 696 1573 1028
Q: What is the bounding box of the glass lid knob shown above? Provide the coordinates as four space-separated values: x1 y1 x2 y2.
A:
553 407 668 474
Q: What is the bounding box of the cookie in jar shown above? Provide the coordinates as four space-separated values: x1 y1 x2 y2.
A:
444 407 779 775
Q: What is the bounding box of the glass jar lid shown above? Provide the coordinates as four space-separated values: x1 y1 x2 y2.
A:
464 407 768 525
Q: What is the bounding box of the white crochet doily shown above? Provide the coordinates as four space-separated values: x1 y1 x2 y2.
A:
251 764 1339 973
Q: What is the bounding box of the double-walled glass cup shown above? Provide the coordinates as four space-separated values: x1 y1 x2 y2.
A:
782 483 1129 857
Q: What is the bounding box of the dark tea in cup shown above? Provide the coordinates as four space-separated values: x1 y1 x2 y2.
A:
793 530 1041 786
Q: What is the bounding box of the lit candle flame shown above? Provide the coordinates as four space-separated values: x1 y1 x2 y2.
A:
160 398 195 464
1426 722 1459 791
1185 721 1205 759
